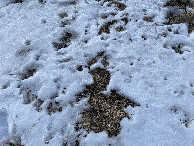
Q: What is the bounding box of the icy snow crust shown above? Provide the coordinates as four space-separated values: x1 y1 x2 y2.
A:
0 0 194 145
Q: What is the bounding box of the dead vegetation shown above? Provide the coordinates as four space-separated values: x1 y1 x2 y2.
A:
76 52 140 137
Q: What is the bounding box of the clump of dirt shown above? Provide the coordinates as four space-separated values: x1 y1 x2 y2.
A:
76 52 140 137
98 20 117 35
164 0 194 33
53 32 73 50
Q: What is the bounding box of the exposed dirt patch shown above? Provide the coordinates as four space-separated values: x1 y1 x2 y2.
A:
115 26 125 32
46 101 62 115
103 0 127 10
164 0 194 33
20 87 37 104
172 44 184 54
59 12 68 19
53 31 73 50
19 67 37 80
121 17 129 25
87 51 105 69
33 99 44 112
143 16 153 22
170 106 190 128
98 20 117 35
14 0 23 3
16 47 32 58
57 58 71 63
38 0 46 4
2 136 23 146
76 52 140 137
77 65 83 71
164 0 194 10
112 1 126 10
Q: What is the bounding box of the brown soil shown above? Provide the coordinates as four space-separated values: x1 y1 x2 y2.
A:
76 52 140 137
98 20 117 35
164 0 194 33
143 17 153 22
164 0 194 9
104 0 127 10
53 32 73 51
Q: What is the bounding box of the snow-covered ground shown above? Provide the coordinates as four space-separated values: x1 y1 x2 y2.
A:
0 0 194 145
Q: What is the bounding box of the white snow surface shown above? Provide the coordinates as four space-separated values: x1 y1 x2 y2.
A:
0 0 194 145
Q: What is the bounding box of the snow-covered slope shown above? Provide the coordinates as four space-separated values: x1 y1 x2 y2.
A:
0 0 194 145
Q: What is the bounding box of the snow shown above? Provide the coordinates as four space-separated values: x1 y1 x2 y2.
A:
0 0 194 145
0 109 9 142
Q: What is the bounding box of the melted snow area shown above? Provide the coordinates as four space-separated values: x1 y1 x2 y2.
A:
0 0 194 145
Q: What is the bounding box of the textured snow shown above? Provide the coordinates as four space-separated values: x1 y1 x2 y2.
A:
0 0 194 145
